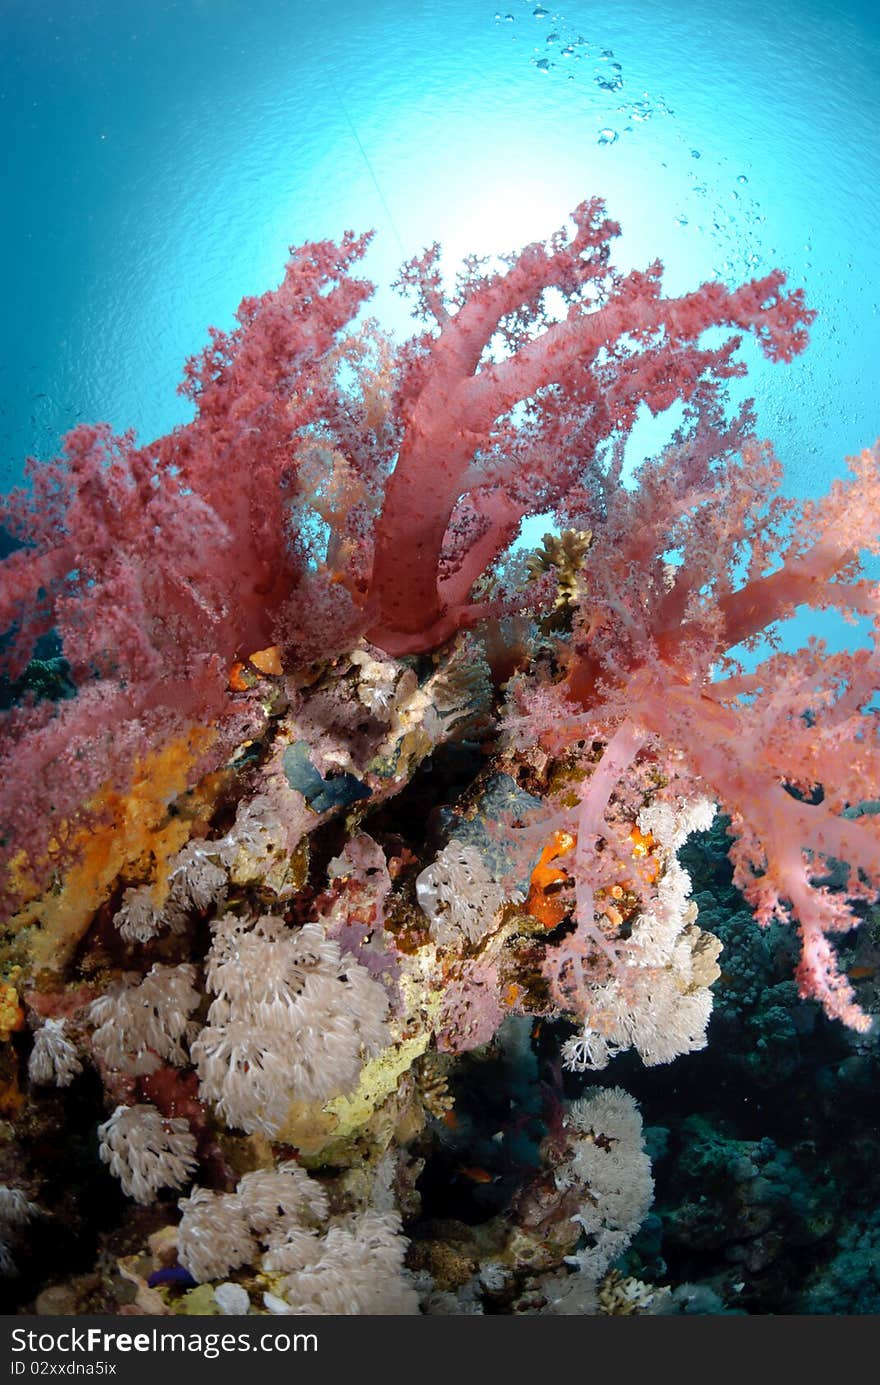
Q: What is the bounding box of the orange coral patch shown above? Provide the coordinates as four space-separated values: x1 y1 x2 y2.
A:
248 645 283 676
629 824 655 858
526 830 576 930
628 824 659 884
11 727 217 972
228 660 250 692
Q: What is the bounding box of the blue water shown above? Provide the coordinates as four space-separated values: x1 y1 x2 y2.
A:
2 0 879 627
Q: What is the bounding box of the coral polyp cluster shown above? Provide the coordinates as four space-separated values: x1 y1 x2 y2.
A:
1 199 878 1314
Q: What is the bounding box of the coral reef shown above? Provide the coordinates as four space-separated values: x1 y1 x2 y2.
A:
0 198 878 1315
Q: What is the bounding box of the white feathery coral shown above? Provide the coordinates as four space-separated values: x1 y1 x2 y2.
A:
0 1187 37 1226
89 964 201 1075
192 917 389 1135
561 798 721 1071
216 795 287 874
97 1104 198 1204
544 1087 652 1313
191 1023 293 1137
420 635 493 742
179 1162 418 1314
0 1185 39 1277
167 840 228 912
178 1161 323 1284
236 1162 328 1239
564 1088 653 1270
111 797 287 947
349 647 401 716
416 839 506 948
177 1188 257 1283
265 1210 419 1315
637 795 716 854
113 884 165 943
28 1018 83 1088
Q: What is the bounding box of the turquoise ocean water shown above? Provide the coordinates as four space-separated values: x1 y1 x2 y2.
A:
2 0 879 648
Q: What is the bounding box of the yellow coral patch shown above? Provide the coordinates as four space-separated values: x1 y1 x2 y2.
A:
323 1032 431 1139
11 727 217 972
276 1031 432 1159
0 978 24 1041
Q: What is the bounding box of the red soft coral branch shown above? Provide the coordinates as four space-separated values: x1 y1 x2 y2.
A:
366 202 813 653
642 681 878 1031
553 438 880 1030
0 234 374 891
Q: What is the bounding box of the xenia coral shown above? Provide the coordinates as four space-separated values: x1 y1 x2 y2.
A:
262 1210 419 1316
89 964 201 1076
27 1017 83 1087
97 1104 198 1204
177 1163 328 1283
178 1161 418 1315
191 916 389 1134
542 1088 654 1314
416 839 508 947
562 1087 654 1278
0 1186 39 1277
560 798 722 1069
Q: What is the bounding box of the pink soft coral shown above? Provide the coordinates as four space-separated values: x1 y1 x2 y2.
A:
3 193 869 1035
508 406 880 1032
0 234 373 888
366 198 813 652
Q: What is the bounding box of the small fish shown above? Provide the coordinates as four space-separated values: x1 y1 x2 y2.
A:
147 1265 197 1289
457 1165 496 1184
